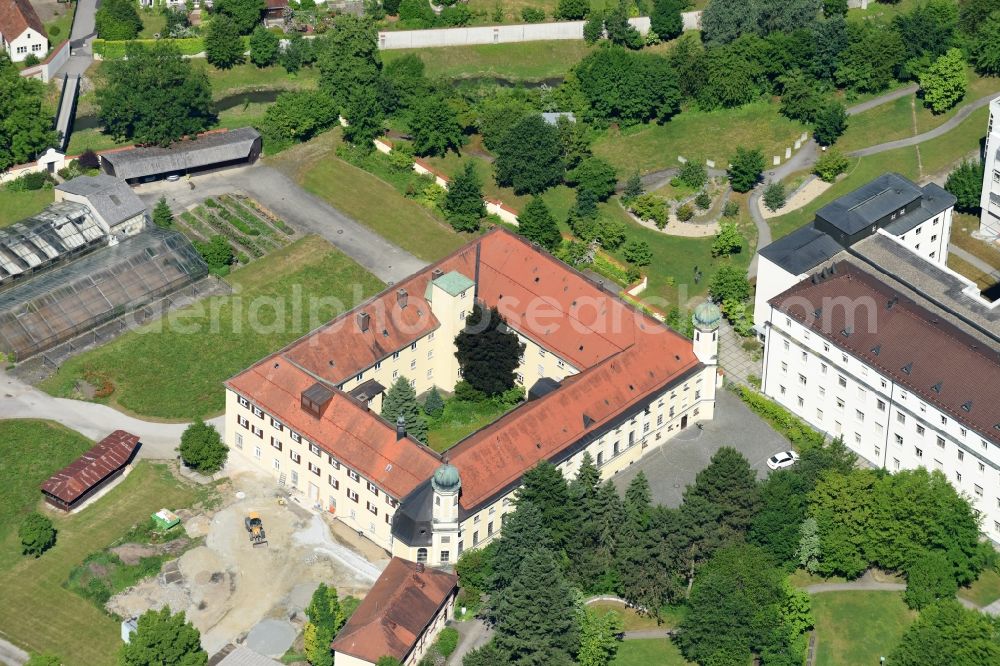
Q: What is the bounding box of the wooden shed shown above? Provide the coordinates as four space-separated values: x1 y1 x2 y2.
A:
41 430 141 511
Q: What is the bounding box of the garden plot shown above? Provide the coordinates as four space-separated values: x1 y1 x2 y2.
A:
174 194 297 266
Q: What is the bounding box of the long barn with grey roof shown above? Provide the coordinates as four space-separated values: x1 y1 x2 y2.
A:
100 128 262 183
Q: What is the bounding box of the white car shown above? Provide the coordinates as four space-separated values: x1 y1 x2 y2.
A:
766 450 800 470
166 174 181 182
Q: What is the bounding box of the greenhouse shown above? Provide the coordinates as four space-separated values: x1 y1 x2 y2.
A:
0 228 208 361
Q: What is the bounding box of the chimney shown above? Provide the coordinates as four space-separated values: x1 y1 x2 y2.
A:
415 562 425 573
397 288 408 309
357 311 370 332
431 268 444 280
396 415 406 440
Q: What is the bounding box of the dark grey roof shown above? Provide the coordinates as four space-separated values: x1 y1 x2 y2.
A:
528 376 561 401
349 378 385 403
391 480 434 546
302 382 334 406
101 128 261 180
816 172 923 235
758 223 843 275
56 175 146 227
882 182 955 235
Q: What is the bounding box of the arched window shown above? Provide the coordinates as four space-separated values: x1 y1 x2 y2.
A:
417 548 428 563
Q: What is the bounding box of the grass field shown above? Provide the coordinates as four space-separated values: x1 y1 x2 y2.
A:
137 9 167 39
612 638 691 666
0 461 211 665
0 188 53 227
383 41 593 81
425 399 514 452
959 568 1000 608
917 105 989 176
0 421 94 569
198 62 320 95
276 132 467 262
811 591 915 666
593 102 807 175
40 236 384 419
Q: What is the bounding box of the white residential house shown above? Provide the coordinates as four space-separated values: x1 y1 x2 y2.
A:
981 96 1000 238
0 0 48 63
755 173 1000 545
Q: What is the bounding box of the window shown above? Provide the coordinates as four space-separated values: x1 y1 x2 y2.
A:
897 412 906 425
16 46 26 54
783 340 790 351
779 385 786 396
426 369 433 379
877 400 886 412
821 363 828 375
838 375 847 388
290 451 301 464
393 351 400 360
799 374 807 386
856 410 865 422
328 475 339 489
309 443 321 456
895 434 903 446
819 387 826 397
657 414 663 425
893 458 900 471
367 481 379 496
855 432 862 444
238 396 250 408
237 415 249 428
874 445 881 458
440 551 450 563
347 489 359 502
273 459 280 471
270 436 282 451
308 462 320 475
937 436 945 449
816 408 824 420
979 462 986 473
375 361 381 370
328 455 340 469
857 388 866 400
252 406 264 418
355 373 363 382
836 397 845 410
823 343 830 352
975 485 983 497
941 416 948 426
417 548 427 563
798 396 804 408
958 450 964 462
473 531 479 546
252 425 264 438
366 501 378 515
348 469 360 482
291 432 302 444
613 441 620 456
956 471 962 482
410 359 416 370
916 425 924 436
915 447 922 458
781 361 788 374
801 351 807 362
235 433 243 449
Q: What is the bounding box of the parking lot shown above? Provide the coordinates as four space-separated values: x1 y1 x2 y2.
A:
613 389 787 507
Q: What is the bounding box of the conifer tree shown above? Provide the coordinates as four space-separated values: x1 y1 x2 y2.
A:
443 162 486 232
493 549 580 664
489 502 553 595
454 305 524 396
423 387 445 417
683 446 760 538
516 196 562 252
152 197 174 228
380 377 428 443
516 460 572 549
622 171 643 202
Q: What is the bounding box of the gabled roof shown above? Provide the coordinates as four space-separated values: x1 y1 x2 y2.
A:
101 128 261 181
758 223 844 276
770 262 1000 443
0 0 46 41
331 558 457 664
56 175 146 228
41 430 140 504
227 360 442 500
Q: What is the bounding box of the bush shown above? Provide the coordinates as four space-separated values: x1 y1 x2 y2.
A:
629 193 669 228
7 171 53 191
728 147 765 193
676 203 694 221
694 191 712 209
23 53 40 66
521 6 545 21
813 149 850 183
762 181 786 212
623 238 652 266
722 201 739 217
731 385 826 450
78 149 101 170
454 380 487 403
179 418 228 473
47 25 60 37
677 160 707 189
20 513 56 557
436 627 459 658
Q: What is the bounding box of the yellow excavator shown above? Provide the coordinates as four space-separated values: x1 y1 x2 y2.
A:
244 512 268 548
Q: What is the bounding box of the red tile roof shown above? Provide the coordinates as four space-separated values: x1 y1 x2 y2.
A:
331 557 457 664
770 262 1000 443
41 430 140 504
0 0 45 41
229 228 700 508
227 360 442 500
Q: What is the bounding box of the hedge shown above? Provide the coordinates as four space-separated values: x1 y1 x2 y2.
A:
93 36 248 58
731 384 826 451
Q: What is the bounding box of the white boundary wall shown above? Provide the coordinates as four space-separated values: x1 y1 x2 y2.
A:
377 16 694 49
19 40 71 83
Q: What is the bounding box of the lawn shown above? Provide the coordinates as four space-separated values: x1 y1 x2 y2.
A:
39 235 384 420
950 212 1000 270
947 253 997 291
0 421 94 569
0 461 211 665
44 4 74 45
383 41 593 81
198 62 320 96
593 102 807 175
276 132 467 262
917 105 989 177
425 398 514 452
612 638 691 666
959 567 1000 608
137 9 167 39
0 187 53 227
811 591 915 666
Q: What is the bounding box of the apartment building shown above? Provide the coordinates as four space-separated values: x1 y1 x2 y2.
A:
981 96 1000 237
755 174 1000 543
226 229 720 565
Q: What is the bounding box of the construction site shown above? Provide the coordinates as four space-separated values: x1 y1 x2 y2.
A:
107 467 386 658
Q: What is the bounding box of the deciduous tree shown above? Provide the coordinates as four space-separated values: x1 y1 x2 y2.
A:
20 513 56 557
727 146 765 192
380 377 428 442
567 157 617 202
249 25 280 67
516 196 561 252
622 238 652 266
711 222 745 257
95 0 142 40
119 607 207 666
577 607 623 666
443 162 486 232
763 181 786 212
919 48 968 113
813 149 849 182
945 160 984 212
454 305 525 396
835 23 905 92
708 264 751 303
214 0 265 34
651 0 684 41
494 114 564 195
98 43 214 147
342 86 384 148
0 55 57 171
891 600 1000 666
179 418 228 473
409 94 463 157
904 549 959 610
574 48 681 124
316 16 382 112
261 91 338 143
970 13 1000 76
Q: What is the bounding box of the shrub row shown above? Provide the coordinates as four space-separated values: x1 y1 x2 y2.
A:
239 197 295 236
731 384 825 451
219 196 278 238
93 37 210 59
197 208 264 258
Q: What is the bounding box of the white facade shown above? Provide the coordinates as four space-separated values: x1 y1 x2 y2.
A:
754 255 808 331
981 97 1000 238
761 313 1000 543
1 26 47 63
882 212 952 266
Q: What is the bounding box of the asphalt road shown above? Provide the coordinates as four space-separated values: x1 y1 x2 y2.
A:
135 164 428 285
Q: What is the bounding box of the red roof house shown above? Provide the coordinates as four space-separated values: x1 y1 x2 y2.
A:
0 0 48 63
41 430 141 510
331 558 458 666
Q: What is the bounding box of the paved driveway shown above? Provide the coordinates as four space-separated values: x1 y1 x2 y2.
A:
612 389 787 507
135 164 428 285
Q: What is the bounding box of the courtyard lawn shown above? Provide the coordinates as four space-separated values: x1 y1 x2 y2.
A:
39 236 384 420
383 41 593 81
0 421 94 569
277 132 467 262
593 102 807 175
612 638 691 666
0 461 211 665
950 212 1000 269
959 568 1000 608
425 399 515 453
948 253 997 291
811 592 915 666
0 188 53 227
